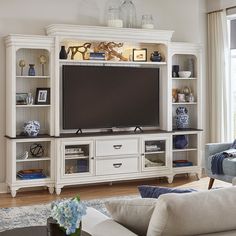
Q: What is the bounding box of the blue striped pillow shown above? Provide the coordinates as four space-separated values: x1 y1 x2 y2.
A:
138 185 197 198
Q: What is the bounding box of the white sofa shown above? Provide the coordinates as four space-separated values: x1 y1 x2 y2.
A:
82 187 236 236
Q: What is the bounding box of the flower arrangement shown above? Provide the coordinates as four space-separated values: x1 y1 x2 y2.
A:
51 196 87 235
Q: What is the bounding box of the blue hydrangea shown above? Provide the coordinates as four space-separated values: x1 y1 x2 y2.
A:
51 197 87 235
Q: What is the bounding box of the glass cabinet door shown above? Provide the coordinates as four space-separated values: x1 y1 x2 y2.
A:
63 142 93 176
142 140 167 171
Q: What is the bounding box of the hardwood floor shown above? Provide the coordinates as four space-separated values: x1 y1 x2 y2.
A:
0 176 231 208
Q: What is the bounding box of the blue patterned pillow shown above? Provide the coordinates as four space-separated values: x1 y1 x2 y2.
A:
138 185 197 198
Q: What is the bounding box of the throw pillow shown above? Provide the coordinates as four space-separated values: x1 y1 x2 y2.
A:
105 198 158 236
138 185 197 198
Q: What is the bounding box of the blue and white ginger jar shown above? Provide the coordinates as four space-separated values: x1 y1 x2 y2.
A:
23 121 40 137
175 107 189 129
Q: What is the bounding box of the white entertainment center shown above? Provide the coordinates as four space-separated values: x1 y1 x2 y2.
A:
5 25 203 197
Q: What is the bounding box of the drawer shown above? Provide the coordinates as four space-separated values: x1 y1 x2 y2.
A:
96 139 139 157
96 157 139 176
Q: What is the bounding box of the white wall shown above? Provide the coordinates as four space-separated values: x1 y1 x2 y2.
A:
0 0 207 187
207 0 236 12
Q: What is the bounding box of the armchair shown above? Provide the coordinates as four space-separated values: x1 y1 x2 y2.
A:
205 143 236 189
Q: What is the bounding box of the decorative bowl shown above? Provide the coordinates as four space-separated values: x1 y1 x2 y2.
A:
178 71 191 78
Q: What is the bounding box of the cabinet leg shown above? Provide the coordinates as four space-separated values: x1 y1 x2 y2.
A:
48 187 54 194
11 189 17 198
56 187 61 195
167 176 174 184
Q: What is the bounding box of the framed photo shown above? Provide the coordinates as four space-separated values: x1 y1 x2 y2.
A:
16 93 28 105
133 48 147 62
35 88 50 105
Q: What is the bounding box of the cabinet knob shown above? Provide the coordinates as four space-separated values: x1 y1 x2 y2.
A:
91 157 94 160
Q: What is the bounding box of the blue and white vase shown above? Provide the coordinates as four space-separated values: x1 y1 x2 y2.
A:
23 121 40 136
175 107 189 129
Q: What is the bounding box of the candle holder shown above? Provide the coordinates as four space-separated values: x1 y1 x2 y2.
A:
39 55 47 76
19 59 26 76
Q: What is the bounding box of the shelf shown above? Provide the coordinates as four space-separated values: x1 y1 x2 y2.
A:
173 128 203 134
172 77 197 80
16 157 50 162
16 105 51 108
16 76 50 79
5 134 54 140
65 156 89 160
173 148 197 152
172 102 197 105
60 59 167 66
16 176 51 182
173 166 199 172
144 151 165 154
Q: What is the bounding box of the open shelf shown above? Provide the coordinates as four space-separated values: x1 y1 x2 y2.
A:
173 148 197 152
172 77 197 80
16 76 50 79
65 156 89 160
16 105 51 108
16 157 50 162
172 102 197 105
60 59 167 66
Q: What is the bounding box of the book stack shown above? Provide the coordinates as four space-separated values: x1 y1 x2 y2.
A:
173 160 193 167
17 169 46 179
145 145 161 152
89 52 105 60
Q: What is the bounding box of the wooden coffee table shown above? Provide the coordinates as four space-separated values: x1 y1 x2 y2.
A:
0 226 91 236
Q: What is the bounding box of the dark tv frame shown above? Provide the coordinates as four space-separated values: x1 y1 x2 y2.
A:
62 65 160 131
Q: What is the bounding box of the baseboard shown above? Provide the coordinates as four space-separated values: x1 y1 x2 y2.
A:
0 182 7 193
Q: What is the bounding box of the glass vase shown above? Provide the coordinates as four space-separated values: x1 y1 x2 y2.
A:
120 0 136 28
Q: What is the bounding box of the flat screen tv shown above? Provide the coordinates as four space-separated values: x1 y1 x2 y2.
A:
62 65 159 130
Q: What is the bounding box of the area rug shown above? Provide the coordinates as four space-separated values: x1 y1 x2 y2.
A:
0 195 138 232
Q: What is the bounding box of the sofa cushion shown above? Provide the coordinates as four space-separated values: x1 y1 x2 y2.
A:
138 185 197 198
105 198 157 236
90 219 138 236
147 187 236 236
82 207 109 234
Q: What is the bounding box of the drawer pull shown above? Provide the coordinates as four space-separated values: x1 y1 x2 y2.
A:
113 163 122 168
113 144 122 149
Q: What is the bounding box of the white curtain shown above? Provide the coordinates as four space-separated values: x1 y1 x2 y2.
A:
208 10 231 143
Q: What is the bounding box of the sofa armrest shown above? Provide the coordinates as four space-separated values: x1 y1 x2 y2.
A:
205 143 232 169
205 143 232 157
90 219 138 236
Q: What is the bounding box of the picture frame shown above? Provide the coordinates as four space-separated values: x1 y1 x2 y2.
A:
35 88 50 105
16 93 28 105
133 48 147 62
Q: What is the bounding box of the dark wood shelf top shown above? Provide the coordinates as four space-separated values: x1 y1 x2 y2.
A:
5 128 203 140
173 128 203 133
5 134 54 140
58 129 172 138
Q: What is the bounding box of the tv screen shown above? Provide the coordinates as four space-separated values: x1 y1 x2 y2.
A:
62 65 159 130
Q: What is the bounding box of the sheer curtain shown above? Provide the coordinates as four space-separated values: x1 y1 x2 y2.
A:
208 10 231 142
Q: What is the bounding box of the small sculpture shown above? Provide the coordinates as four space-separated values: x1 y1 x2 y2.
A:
94 42 128 61
67 43 91 60
39 55 47 76
19 59 26 76
30 143 44 157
